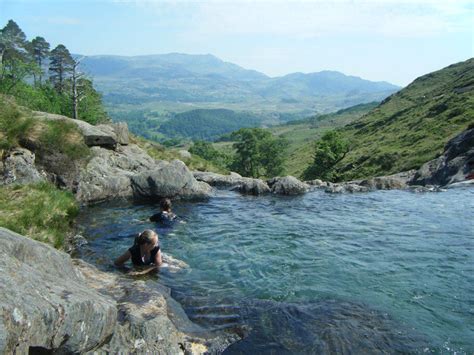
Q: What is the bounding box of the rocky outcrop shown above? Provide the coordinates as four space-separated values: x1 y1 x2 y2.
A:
0 227 116 354
411 127 474 186
236 177 271 195
358 170 416 190
76 145 156 204
132 160 213 200
0 148 44 185
268 176 309 195
33 112 129 149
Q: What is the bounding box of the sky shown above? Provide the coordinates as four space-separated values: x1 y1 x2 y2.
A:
0 0 472 86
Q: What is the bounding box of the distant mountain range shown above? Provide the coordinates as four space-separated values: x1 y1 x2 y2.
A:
80 53 400 119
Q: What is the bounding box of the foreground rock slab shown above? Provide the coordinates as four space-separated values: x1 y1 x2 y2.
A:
0 227 116 354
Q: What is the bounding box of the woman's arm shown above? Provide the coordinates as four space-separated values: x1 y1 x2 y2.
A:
114 250 131 266
155 249 162 266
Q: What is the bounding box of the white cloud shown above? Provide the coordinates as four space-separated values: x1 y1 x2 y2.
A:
177 0 473 39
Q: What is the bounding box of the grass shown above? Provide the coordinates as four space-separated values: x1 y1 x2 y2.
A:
0 95 35 152
0 182 79 248
333 58 474 181
0 95 91 161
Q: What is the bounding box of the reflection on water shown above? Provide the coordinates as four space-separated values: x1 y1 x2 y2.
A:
77 188 474 353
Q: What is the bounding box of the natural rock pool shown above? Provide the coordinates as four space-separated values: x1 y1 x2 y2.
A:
77 187 473 353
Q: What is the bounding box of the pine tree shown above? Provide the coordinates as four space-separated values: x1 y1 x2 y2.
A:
0 19 28 64
49 44 74 94
31 36 50 85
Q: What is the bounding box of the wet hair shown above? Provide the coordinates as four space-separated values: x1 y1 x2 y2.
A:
135 229 158 246
160 198 172 212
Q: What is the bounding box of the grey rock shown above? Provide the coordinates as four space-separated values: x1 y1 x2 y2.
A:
269 176 309 195
132 160 213 200
236 177 271 195
193 171 270 195
0 148 44 185
359 172 413 190
0 228 116 354
77 145 156 204
411 128 474 186
305 179 326 187
179 150 192 160
112 122 129 145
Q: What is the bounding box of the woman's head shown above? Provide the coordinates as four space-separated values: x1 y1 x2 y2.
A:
136 229 158 249
160 198 172 212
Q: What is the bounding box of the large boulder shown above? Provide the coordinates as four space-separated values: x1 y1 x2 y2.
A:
268 176 309 195
132 160 213 200
77 145 156 204
0 228 117 354
411 128 474 186
0 148 44 185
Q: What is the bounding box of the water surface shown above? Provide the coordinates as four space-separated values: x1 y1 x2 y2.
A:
77 188 474 353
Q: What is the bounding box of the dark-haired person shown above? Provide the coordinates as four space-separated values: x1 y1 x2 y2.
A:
114 229 162 268
150 198 177 225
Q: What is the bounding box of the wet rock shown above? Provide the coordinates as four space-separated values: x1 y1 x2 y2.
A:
236 178 271 195
74 260 234 354
359 174 410 190
132 160 213 200
268 176 309 195
193 171 270 195
305 179 327 187
0 227 116 354
0 147 44 185
411 127 474 186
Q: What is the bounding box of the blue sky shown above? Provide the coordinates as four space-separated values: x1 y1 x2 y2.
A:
1 0 472 86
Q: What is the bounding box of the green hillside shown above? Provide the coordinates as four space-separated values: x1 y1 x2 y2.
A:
157 109 261 141
332 58 474 180
267 103 378 177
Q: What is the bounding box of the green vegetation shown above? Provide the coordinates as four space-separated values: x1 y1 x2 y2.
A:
230 128 286 178
0 19 108 125
0 95 91 160
0 182 79 248
189 140 230 170
131 135 228 174
214 102 375 178
302 131 349 181
331 58 474 181
158 109 261 141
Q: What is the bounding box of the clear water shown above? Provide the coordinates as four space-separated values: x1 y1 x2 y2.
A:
77 188 474 354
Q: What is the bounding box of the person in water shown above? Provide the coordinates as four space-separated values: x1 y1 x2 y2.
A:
114 229 162 267
150 198 177 224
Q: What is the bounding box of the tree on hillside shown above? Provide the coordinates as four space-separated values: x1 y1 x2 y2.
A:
303 130 349 181
231 128 286 178
49 44 74 94
0 20 29 64
74 77 109 124
30 36 50 85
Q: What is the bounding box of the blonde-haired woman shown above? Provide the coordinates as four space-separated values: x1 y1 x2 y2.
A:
114 229 162 267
